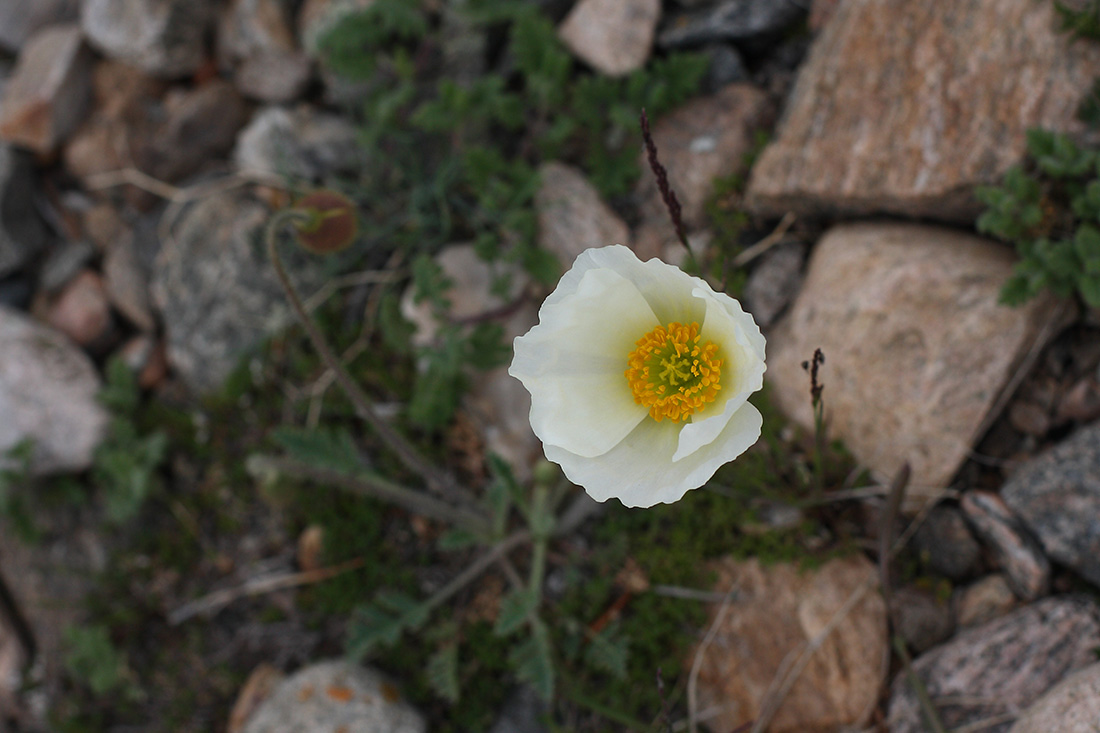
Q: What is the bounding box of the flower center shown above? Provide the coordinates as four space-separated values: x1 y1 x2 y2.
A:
625 322 722 423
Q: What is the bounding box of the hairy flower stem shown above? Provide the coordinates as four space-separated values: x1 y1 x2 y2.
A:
527 484 552 598
265 209 467 504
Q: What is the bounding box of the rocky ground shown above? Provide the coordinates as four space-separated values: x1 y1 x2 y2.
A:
2 0 1100 732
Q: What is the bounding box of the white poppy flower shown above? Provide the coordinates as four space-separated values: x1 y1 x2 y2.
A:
509 245 766 508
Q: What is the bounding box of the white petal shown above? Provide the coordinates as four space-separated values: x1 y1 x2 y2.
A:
673 287 767 461
509 266 655 458
547 401 763 508
550 245 707 326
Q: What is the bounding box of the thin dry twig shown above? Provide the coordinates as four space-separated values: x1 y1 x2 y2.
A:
731 211 797 268
687 579 739 733
168 558 365 625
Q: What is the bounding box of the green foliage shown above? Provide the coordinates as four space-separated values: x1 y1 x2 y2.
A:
494 588 539 636
270 426 365 474
426 643 461 702
347 589 432 658
316 1 707 435
583 624 630 679
977 128 1100 307
318 0 429 80
0 439 37 541
92 358 168 523
92 422 168 524
509 618 555 700
1056 0 1100 39
63 625 141 700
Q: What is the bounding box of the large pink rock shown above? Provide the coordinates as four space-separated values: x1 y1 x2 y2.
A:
746 0 1100 222
689 555 886 733
767 223 1064 508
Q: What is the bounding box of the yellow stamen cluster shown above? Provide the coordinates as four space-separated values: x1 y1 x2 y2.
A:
625 322 722 422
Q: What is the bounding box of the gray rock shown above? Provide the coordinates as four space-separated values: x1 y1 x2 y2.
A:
37 239 96 295
659 0 805 49
0 507 107 721
911 505 982 581
141 80 250 182
81 0 214 77
240 660 426 733
887 596 1100 733
743 241 804 328
0 306 108 475
1008 662 1100 733
961 491 1050 602
0 145 46 279
103 231 156 332
150 191 323 393
234 105 361 182
490 686 550 733
703 43 749 91
558 0 660 77
0 275 32 309
217 0 297 63
890 586 954 655
0 24 93 154
0 0 80 53
234 50 313 103
1001 421 1100 589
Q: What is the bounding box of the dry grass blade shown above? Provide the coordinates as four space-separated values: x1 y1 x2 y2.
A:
168 558 365 625
687 580 739 733
744 486 953 733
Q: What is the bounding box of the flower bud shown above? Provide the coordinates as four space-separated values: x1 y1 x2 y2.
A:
291 190 358 255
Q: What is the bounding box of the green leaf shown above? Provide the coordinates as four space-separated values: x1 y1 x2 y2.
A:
495 588 539 636
63 625 137 699
426 644 461 702
318 0 428 79
437 527 482 550
999 271 1034 306
408 329 467 431
347 590 431 658
465 323 511 370
509 619 554 700
270 426 364 475
98 357 141 414
1080 273 1100 306
521 246 562 287
1076 224 1100 273
411 254 453 311
584 624 629 679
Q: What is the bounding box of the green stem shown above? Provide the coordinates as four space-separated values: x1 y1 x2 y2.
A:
264 209 466 503
893 635 948 733
527 484 552 596
422 529 532 616
252 455 488 533
811 398 825 496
